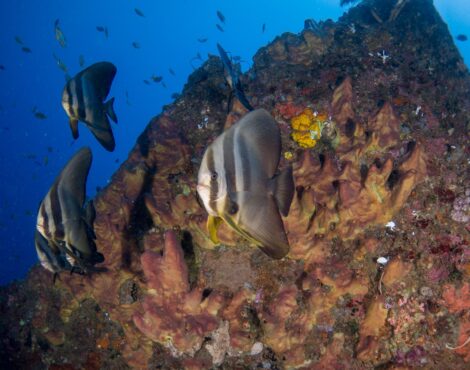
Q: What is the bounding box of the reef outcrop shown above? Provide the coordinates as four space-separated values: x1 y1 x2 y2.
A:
1 0 470 368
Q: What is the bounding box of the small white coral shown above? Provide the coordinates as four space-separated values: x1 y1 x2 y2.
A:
206 321 231 366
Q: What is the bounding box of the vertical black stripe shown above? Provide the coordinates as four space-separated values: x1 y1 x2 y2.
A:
75 77 86 119
223 129 236 194
49 185 65 240
206 148 218 212
237 137 251 191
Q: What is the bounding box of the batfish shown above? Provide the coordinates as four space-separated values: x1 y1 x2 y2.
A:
36 147 104 274
62 62 118 151
197 109 294 259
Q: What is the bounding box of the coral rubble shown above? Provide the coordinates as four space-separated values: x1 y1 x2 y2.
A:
1 0 470 368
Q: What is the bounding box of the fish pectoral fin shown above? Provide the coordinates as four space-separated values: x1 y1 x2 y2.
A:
104 97 118 124
207 215 223 244
269 165 295 217
237 192 290 259
69 117 79 139
89 116 115 151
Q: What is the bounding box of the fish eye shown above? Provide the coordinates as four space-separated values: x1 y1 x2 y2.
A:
210 172 218 180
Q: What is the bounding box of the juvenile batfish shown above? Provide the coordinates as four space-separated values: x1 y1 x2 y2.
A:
36 147 104 274
197 109 294 259
61 61 118 151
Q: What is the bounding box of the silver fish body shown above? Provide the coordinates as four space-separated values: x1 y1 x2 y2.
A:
197 109 294 258
62 62 118 151
36 147 103 274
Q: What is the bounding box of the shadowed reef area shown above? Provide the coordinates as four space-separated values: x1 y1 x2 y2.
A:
1 0 470 368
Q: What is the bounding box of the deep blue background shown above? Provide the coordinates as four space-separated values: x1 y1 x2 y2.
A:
0 0 467 285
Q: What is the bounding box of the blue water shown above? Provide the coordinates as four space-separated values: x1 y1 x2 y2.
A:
0 0 468 285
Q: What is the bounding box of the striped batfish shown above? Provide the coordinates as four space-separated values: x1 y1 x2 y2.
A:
197 109 294 259
36 147 104 274
62 62 118 151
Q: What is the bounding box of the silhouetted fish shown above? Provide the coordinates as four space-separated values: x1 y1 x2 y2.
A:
216 10 226 24
62 62 118 151
217 43 254 111
456 34 468 42
21 47 32 53
197 37 208 43
36 147 104 274
134 8 145 17
216 24 224 32
54 19 67 48
132 41 140 49
197 109 294 259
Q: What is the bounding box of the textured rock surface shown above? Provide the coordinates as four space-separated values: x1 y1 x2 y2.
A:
1 0 470 368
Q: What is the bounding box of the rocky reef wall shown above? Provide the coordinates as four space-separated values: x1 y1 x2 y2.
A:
1 0 470 369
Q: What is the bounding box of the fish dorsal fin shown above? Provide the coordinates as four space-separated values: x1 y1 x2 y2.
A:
234 192 289 259
56 147 92 209
78 61 116 101
269 166 295 217
88 115 115 151
235 109 281 178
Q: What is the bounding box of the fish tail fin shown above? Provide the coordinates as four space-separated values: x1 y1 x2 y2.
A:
90 116 115 151
69 118 79 139
270 165 295 217
104 97 118 124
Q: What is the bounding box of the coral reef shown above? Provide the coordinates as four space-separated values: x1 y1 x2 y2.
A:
1 0 470 368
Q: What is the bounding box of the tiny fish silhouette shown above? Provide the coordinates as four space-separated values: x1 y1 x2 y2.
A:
134 8 145 17
216 10 225 24
456 34 468 42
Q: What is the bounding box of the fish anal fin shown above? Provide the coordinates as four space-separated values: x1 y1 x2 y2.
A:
207 215 223 244
269 165 295 217
69 118 79 139
236 192 289 259
89 116 115 151
104 97 118 123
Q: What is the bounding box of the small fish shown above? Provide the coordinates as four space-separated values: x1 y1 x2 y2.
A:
132 41 140 49
216 24 224 32
36 147 104 274
0 65 5 71
53 53 68 73
197 109 294 259
34 111 47 120
216 10 226 24
47 146 54 153
96 26 108 38
168 68 175 76
161 81 167 88
151 74 163 83
134 8 145 17
62 62 118 151
262 23 266 33
54 19 67 48
79 54 85 67
14 36 24 45
21 47 32 53
197 37 208 43
456 34 468 42
32 106 47 120
217 43 253 111
143 79 150 85
114 158 119 163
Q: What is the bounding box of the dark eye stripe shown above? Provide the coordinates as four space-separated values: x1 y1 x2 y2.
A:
237 135 251 191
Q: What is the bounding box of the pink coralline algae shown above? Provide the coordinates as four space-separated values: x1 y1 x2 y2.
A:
451 189 470 223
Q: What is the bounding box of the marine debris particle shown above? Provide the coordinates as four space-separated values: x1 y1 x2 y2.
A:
3 0 470 368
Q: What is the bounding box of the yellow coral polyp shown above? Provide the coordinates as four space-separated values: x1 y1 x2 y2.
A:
290 108 326 148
